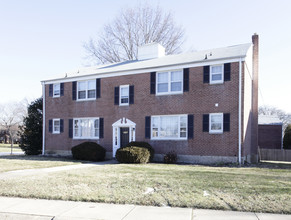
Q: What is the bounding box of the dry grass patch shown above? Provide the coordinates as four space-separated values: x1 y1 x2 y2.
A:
0 162 290 214
0 155 83 173
0 144 23 153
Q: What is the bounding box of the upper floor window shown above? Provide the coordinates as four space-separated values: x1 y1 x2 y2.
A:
120 85 129 106
77 80 96 100
73 118 99 139
53 84 60 97
156 70 183 95
151 115 187 140
209 113 223 134
210 65 223 84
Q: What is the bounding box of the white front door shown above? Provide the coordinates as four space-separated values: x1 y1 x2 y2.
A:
112 118 136 157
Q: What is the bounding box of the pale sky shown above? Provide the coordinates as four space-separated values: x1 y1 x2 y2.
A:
0 0 291 113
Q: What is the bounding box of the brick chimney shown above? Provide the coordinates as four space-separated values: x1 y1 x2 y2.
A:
251 33 259 162
137 43 165 60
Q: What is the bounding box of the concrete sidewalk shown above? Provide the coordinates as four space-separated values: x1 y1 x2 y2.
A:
0 197 290 220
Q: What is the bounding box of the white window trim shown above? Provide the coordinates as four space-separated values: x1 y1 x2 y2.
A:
77 80 96 101
151 114 187 140
53 118 60 134
209 113 223 134
210 64 224 84
119 85 129 106
156 70 183 96
53 83 60 98
73 117 99 139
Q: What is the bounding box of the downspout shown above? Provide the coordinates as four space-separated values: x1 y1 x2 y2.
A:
238 58 242 165
42 82 45 155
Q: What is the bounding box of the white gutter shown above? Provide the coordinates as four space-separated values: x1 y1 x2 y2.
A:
42 82 45 155
238 58 242 165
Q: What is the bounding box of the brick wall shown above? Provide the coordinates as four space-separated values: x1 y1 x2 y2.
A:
45 62 241 158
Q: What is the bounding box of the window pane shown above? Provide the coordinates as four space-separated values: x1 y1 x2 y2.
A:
152 128 158 137
157 72 168 83
160 116 179 138
94 119 99 129
171 71 182 81
78 82 86 91
211 66 222 73
121 98 128 104
78 91 86 99
88 90 96 98
180 116 187 127
152 117 159 128
212 74 222 81
171 82 182 91
211 115 222 131
88 80 95 90
121 87 129 96
54 84 60 96
157 83 168 93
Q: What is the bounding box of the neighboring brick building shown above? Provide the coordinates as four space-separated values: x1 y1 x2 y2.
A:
258 115 283 149
41 34 259 164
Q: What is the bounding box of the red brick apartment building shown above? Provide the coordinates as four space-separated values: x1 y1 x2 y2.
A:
41 34 259 164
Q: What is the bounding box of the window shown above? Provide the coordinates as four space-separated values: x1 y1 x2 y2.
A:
210 65 223 84
73 118 99 139
209 113 223 133
53 119 60 134
77 80 96 100
53 84 60 97
120 85 129 106
151 115 187 140
156 70 183 95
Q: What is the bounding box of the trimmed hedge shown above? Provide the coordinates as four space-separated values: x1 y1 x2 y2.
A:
164 151 177 164
71 142 106 162
116 146 150 163
124 141 155 161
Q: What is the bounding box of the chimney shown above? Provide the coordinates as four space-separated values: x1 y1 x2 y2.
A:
251 33 259 162
137 43 165 60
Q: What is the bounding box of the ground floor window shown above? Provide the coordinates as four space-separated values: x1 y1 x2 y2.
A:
209 113 223 133
151 115 187 140
53 119 60 134
73 118 99 139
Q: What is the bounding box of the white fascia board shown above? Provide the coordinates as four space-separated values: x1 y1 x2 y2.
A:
42 56 246 85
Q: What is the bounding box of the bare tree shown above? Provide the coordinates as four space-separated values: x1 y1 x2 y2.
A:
259 105 291 130
0 101 27 154
84 3 185 64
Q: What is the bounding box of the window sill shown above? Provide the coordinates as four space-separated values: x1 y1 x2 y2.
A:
73 137 99 140
209 131 223 134
155 91 183 96
209 81 223 85
53 95 60 98
76 98 96 102
151 138 187 141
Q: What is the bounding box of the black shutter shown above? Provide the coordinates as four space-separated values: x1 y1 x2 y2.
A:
183 68 189 92
129 85 134 104
99 118 104 138
203 114 209 132
188 114 194 139
223 113 230 132
49 84 53 97
203 66 210 83
145 116 151 139
96 78 101 98
60 83 64 96
150 72 156 94
224 63 231 81
68 119 73 138
72 81 77 100
114 86 119 105
60 119 64 133
49 120 52 133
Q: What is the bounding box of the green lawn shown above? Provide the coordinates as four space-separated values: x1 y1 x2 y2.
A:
0 144 23 153
0 157 290 214
0 155 83 173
